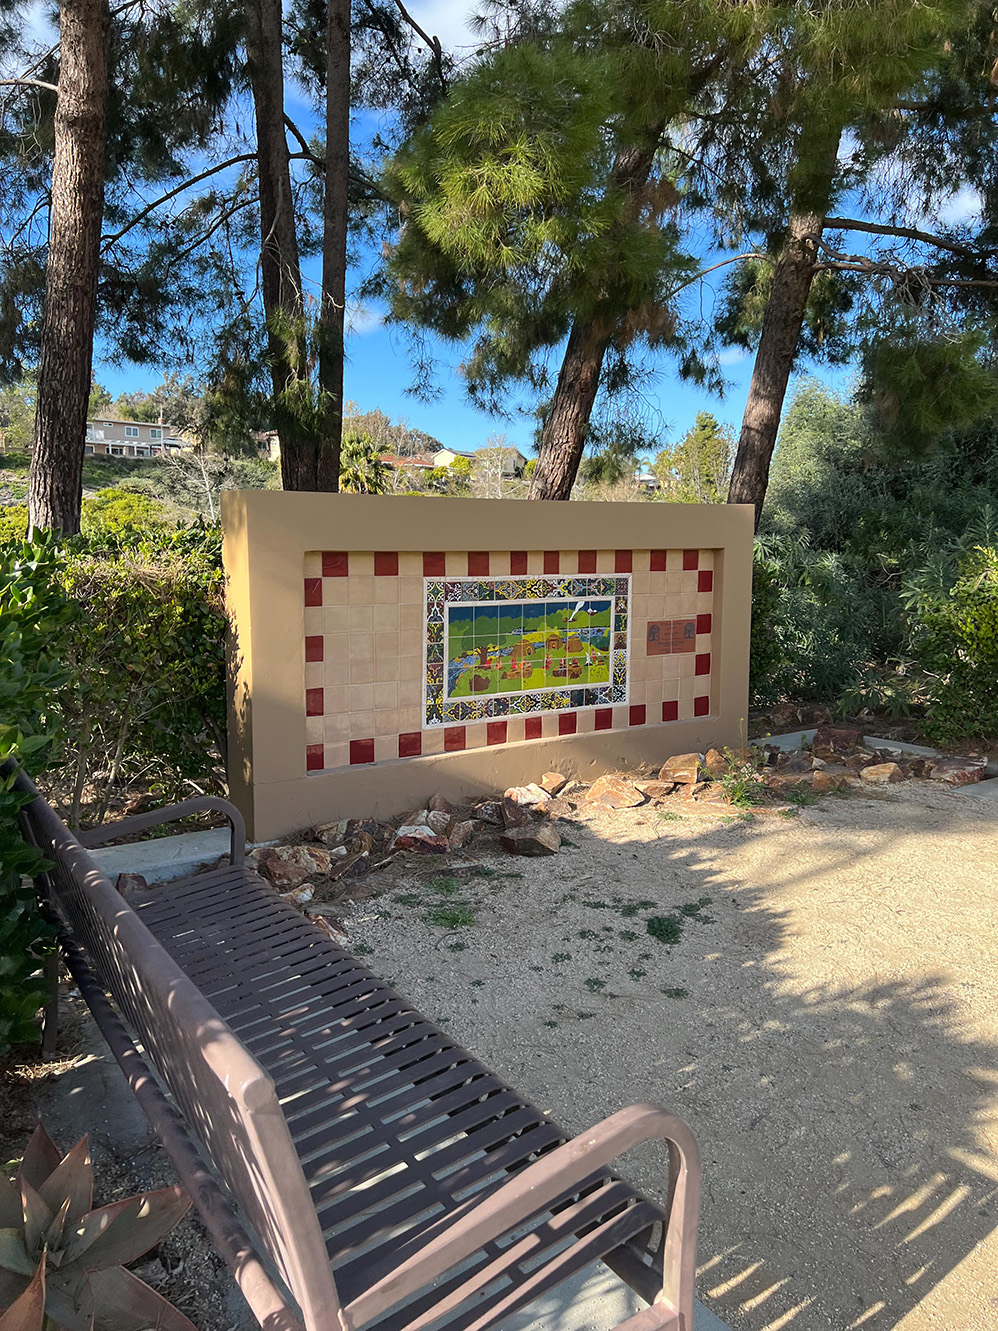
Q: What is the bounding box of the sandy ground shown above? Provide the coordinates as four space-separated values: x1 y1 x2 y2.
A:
347 783 998 1331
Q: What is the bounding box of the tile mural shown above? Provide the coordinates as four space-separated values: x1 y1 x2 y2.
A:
302 548 715 773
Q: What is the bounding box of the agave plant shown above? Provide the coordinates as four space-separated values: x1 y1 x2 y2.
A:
0 1123 197 1331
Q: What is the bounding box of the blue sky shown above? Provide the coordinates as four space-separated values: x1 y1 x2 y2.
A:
88 0 976 457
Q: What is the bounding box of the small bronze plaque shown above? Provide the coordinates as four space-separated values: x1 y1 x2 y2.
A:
646 619 696 655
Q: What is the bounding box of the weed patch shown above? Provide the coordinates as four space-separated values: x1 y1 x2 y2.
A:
425 905 475 928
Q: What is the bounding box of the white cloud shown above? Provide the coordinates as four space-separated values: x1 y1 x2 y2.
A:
404 1 481 53
346 303 383 336
934 185 982 228
717 346 749 366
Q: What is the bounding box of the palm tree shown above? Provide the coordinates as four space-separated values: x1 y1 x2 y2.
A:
339 431 388 493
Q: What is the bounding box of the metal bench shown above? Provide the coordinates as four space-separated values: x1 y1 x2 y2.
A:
15 769 700 1331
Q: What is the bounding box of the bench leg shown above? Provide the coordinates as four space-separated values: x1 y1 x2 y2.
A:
41 951 59 1059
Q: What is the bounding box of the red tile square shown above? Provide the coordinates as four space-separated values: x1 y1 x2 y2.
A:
305 635 324 662
304 577 322 607
594 708 613 731
543 551 560 574
650 549 667 572
558 712 577 736
322 551 349 577
682 550 699 571
350 738 375 765
629 704 646 727
306 743 324 772
694 695 710 717
424 552 446 577
398 732 422 758
374 551 399 576
525 717 543 741
695 652 711 676
577 550 596 573
468 552 489 576
444 726 466 752
511 551 528 574
305 688 324 716
615 550 633 573
487 721 507 746
698 570 713 593
696 613 712 635
662 701 679 722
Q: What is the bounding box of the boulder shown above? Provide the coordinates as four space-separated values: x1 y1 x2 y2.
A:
658 753 703 784
539 797 576 820
810 756 827 770
635 780 676 800
769 703 802 730
504 783 551 806
473 799 504 825
704 748 728 776
501 796 534 829
812 770 845 793
345 818 382 842
860 762 902 785
812 724 863 762
844 750 877 770
585 774 646 809
764 772 812 790
801 704 833 726
499 824 561 856
313 819 349 846
282 883 315 906
388 814 450 854
270 843 336 877
425 808 454 836
775 749 813 774
539 771 568 795
115 873 148 895
256 851 312 889
928 756 987 785
309 915 349 947
427 793 458 816
449 819 481 850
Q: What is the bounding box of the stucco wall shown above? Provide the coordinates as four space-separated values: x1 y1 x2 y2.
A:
222 492 754 840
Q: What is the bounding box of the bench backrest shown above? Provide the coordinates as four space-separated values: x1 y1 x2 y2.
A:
16 774 341 1331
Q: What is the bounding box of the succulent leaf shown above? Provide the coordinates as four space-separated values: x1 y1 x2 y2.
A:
85 1266 198 1331
17 1185 51 1260
0 1232 33 1278
0 1256 45 1331
71 1189 189 1273
42 1271 93 1331
43 1199 72 1254
38 1141 92 1232
16 1128 60 1194
0 1181 21 1233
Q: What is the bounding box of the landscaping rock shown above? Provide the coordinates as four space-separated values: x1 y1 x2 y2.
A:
539 797 576 820
928 756 988 785
769 703 802 729
810 756 828 770
389 813 450 854
272 844 337 877
427 793 458 816
501 796 534 829
812 770 845 793
658 752 703 784
704 748 729 776
765 772 812 790
425 808 454 836
844 750 877 770
449 819 481 850
812 725 863 762
499 824 561 856
776 749 813 774
473 799 504 825
282 884 315 906
309 915 349 946
635 780 676 800
114 873 148 895
504 783 551 806
345 818 381 842
585 774 646 809
860 762 903 785
255 850 312 889
801 704 833 725
313 819 349 846
539 771 568 795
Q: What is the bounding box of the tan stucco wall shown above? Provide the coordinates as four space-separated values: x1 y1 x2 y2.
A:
222 492 754 840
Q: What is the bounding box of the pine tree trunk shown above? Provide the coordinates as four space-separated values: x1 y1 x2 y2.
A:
28 0 109 536
315 0 351 493
728 130 843 528
244 0 316 491
528 319 610 500
528 134 662 502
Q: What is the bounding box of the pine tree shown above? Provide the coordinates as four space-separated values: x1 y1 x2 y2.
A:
654 412 733 503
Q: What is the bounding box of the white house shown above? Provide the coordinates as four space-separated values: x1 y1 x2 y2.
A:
85 418 191 459
433 445 527 476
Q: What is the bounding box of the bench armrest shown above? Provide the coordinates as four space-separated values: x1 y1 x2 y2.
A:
77 796 246 869
346 1103 700 1331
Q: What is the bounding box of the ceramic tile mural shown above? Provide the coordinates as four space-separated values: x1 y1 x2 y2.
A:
302 549 715 773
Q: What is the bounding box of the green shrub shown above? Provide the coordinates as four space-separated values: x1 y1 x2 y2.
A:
0 505 29 543
80 487 170 537
0 539 76 1054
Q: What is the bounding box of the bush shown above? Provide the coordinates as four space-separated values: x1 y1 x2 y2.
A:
0 505 29 543
907 528 998 743
0 539 76 1054
80 487 170 537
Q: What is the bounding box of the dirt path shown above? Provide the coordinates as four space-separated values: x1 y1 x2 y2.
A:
351 783 998 1331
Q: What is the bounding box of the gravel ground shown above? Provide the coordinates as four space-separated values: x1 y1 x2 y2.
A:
349 782 998 1331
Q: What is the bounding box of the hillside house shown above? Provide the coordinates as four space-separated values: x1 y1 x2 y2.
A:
85 418 191 459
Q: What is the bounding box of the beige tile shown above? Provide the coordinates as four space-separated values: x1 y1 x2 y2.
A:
632 550 651 573
697 592 714 614
374 655 400 683
629 680 646 704
349 709 375 737
349 604 374 633
399 552 422 576
397 654 424 683
667 550 684 570
375 711 399 738
323 635 350 669
699 550 714 570
399 680 422 707
303 662 321 691
541 713 559 739
351 552 374 576
400 603 422 632
303 606 323 637
666 572 684 596
661 677 680 701
526 551 545 574
681 571 699 595
596 550 615 573
422 727 445 756
374 682 398 709
465 723 489 751
374 602 399 631
611 706 629 729
696 675 712 697
348 575 375 605
350 657 375 686
321 578 349 606
305 716 323 745
679 594 698 616
374 735 396 763
303 551 322 578
324 742 349 770
505 717 524 743
662 655 683 680
633 593 651 620
350 632 375 661
321 605 349 635
399 577 423 606
374 577 400 605
647 595 668 620
677 700 693 722
348 682 375 711
398 707 421 732
576 709 596 733
322 714 349 742
632 572 651 594
375 631 400 657
321 683 348 713
445 553 464 576
678 655 695 678
678 677 695 701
